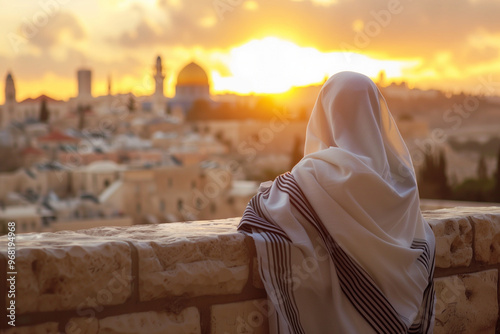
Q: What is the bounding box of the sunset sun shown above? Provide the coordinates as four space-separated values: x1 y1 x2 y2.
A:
211 37 417 95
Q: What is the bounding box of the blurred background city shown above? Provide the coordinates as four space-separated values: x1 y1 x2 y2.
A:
1 0 500 234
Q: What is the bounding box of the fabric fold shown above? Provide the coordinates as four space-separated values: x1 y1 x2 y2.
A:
238 71 436 333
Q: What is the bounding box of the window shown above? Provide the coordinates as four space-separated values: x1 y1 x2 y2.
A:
177 199 183 212
160 200 165 212
210 203 216 214
136 203 141 213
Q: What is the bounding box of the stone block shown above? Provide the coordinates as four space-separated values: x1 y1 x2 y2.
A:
83 218 250 301
98 307 200 334
424 209 473 268
434 269 498 334
211 299 269 334
468 208 500 264
65 317 99 334
252 257 265 289
0 232 132 314
2 322 59 334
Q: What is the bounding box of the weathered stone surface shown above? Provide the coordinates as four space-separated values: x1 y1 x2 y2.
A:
98 307 200 334
2 322 59 334
434 269 498 334
211 299 269 334
65 317 99 334
252 257 265 289
136 221 249 300
468 207 500 264
424 208 473 268
80 218 250 301
0 232 132 314
4 208 500 333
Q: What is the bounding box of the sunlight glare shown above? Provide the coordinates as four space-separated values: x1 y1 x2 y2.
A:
211 37 417 94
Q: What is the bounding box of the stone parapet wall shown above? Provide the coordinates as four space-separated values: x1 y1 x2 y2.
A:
1 207 500 333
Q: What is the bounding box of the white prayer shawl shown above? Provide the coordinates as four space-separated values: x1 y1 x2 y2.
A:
238 72 435 333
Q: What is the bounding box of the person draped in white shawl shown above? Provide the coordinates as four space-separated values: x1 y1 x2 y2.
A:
238 71 435 333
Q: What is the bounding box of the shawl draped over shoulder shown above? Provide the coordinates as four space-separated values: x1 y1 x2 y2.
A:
238 71 435 333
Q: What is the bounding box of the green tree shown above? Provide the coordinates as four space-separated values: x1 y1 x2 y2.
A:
418 149 451 199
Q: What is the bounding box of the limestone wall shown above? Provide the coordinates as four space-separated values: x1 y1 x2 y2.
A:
1 207 500 333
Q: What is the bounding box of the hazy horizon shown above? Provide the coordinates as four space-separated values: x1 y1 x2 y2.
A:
2 0 500 103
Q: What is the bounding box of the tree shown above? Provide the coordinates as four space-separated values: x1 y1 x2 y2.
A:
186 99 212 121
495 147 500 201
418 149 451 199
126 94 136 113
437 150 451 198
477 155 487 181
0 220 8 236
289 136 303 170
39 98 49 123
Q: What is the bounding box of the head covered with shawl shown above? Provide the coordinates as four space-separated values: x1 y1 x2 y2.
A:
239 71 435 333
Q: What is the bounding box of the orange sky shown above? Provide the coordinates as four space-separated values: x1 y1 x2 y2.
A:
1 0 500 103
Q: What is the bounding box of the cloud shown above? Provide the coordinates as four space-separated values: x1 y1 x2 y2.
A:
0 46 143 83
25 11 86 49
114 18 165 47
105 0 500 63
4 0 500 98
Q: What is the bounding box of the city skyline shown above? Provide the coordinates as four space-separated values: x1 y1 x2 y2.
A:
2 0 500 103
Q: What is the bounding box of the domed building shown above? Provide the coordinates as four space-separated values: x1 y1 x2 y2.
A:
169 62 212 117
175 62 210 99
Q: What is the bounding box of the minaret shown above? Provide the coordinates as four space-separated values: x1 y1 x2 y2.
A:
5 72 16 104
2 72 17 127
107 74 112 96
154 56 165 97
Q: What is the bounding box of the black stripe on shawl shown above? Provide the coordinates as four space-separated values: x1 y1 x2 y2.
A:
262 231 305 334
239 191 290 241
273 173 408 334
239 172 435 333
409 239 436 334
411 240 431 272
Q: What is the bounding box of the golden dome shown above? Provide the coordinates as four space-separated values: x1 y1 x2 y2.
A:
177 62 209 86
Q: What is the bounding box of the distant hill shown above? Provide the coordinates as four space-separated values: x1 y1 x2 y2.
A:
20 95 63 104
